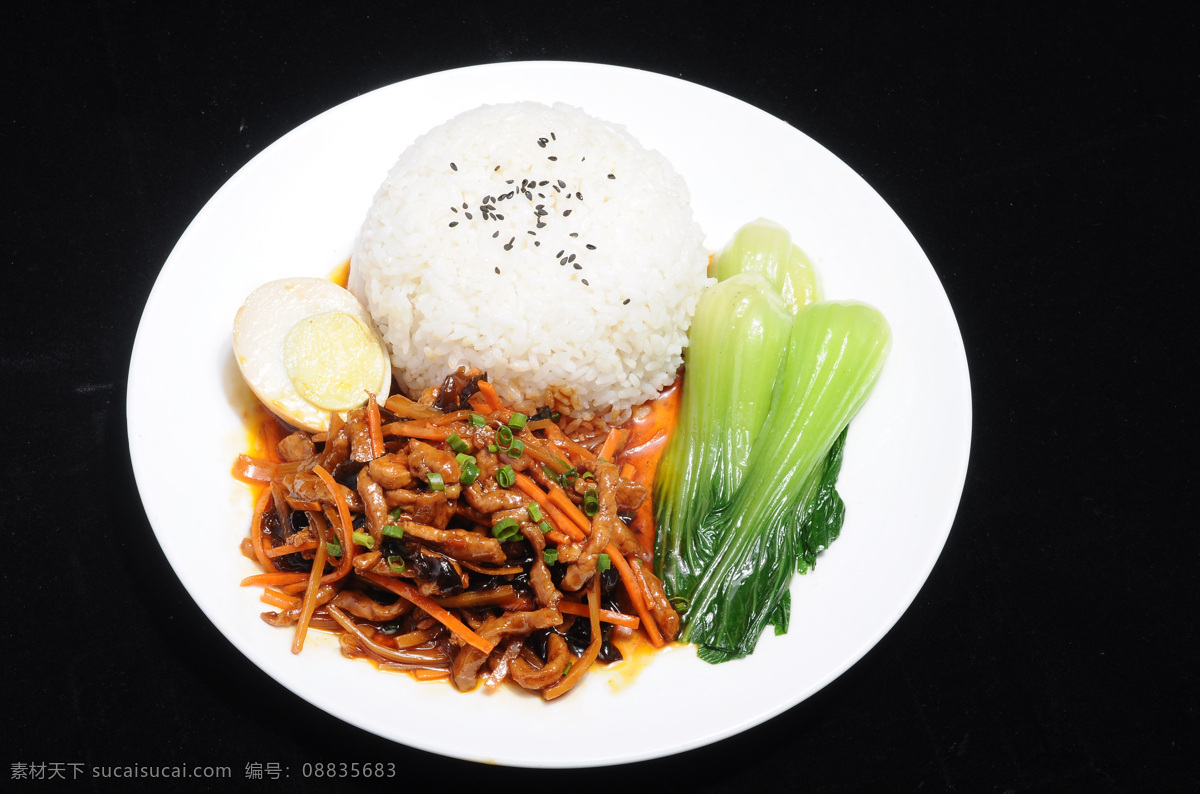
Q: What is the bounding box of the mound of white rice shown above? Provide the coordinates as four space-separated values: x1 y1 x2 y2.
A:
349 101 710 419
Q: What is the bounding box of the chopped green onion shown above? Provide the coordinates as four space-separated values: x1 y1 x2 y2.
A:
447 433 470 454
488 444 499 453
495 425 514 450
383 524 404 539
583 487 600 516
508 412 527 430
562 661 573 676
469 412 486 427
326 535 342 557
455 452 475 468
507 438 525 458
562 467 579 486
527 503 544 522
668 596 690 613
352 530 375 549
387 555 406 573
389 507 403 521
378 619 403 635
543 549 559 565
538 520 553 534
492 518 521 542
597 552 612 572
460 460 480 485
427 472 445 491
496 465 516 488
581 471 594 479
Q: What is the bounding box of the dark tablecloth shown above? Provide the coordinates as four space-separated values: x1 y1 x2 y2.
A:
7 3 1194 791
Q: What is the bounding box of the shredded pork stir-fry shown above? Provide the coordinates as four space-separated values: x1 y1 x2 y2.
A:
234 368 680 699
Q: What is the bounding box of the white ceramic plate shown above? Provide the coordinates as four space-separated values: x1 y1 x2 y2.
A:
128 61 971 767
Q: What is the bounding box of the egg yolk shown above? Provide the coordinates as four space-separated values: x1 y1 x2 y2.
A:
283 311 387 411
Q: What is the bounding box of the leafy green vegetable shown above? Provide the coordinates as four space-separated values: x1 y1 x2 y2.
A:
654 272 793 600
680 301 891 661
711 218 821 314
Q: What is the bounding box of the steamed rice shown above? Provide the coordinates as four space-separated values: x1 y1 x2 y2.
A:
349 102 710 419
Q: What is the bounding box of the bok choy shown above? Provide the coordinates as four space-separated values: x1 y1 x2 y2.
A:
681 300 891 661
653 273 792 600
653 218 890 663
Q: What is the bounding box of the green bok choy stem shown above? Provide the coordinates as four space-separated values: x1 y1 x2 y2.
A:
681 300 891 661
654 273 792 600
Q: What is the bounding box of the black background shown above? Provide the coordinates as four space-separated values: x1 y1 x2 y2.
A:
6 3 1196 792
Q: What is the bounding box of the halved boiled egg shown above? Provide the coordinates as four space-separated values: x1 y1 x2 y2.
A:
233 277 392 432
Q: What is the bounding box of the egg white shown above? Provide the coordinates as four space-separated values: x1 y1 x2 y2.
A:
233 277 392 432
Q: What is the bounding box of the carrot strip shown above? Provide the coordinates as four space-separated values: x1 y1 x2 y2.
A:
557 600 641 630
367 392 385 459
291 520 328 657
606 544 664 647
544 577 602 700
381 422 453 441
548 485 592 536
545 530 571 545
260 417 285 463
476 379 503 411
620 463 636 480
361 573 496 655
543 422 596 462
311 466 355 584
514 473 587 541
265 540 318 558
598 427 628 462
281 580 312 594
240 572 309 587
264 586 300 605
248 488 275 571
260 591 296 609
408 668 452 682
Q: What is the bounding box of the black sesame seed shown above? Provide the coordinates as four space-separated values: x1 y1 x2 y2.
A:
534 241 540 246
451 206 458 213
551 132 556 140
525 191 533 200
449 221 458 227
506 179 514 184
556 249 565 257
537 138 548 148
622 298 630 305
538 181 549 186
526 230 536 235
495 267 501 274
553 184 561 192
536 221 546 228
568 254 576 263
560 257 568 266
586 244 596 250
573 262 582 270
496 214 504 220
493 231 499 238
494 165 500 171
548 156 557 161
581 279 589 286
607 173 615 179
538 193 545 199
569 232 578 237
450 162 458 171
563 209 572 217
557 180 566 188
465 212 473 220
463 202 468 209
576 192 583 199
